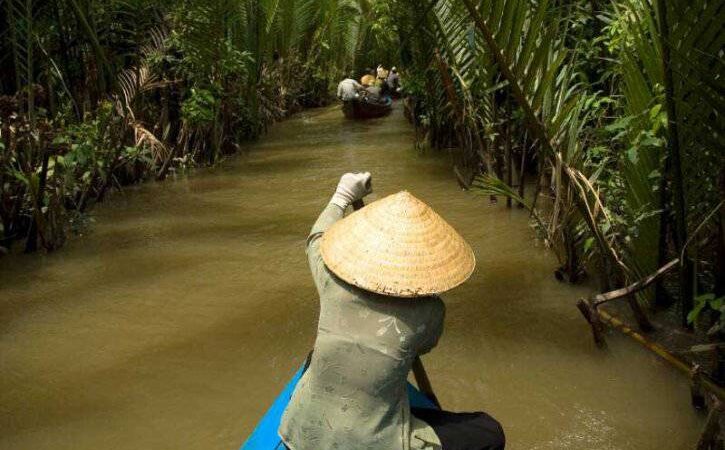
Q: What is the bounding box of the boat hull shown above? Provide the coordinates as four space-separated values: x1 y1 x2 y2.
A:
342 98 393 119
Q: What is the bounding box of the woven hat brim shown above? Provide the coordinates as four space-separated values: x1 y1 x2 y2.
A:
320 192 475 298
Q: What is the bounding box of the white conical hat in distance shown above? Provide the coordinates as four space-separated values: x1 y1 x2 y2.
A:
320 191 475 297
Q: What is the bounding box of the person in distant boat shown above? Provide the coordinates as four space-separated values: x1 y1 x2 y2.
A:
376 64 387 82
279 173 506 450
363 84 384 104
336 78 363 101
381 66 399 96
360 73 376 87
387 66 401 92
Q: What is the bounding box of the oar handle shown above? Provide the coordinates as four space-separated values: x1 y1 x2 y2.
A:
350 198 441 409
412 356 441 409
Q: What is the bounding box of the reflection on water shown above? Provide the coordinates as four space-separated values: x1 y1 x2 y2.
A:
0 103 701 449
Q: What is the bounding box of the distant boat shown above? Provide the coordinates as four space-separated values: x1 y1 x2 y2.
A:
342 97 393 120
240 361 438 449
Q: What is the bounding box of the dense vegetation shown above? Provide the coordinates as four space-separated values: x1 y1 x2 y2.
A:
0 0 377 252
1 0 723 345
389 0 723 334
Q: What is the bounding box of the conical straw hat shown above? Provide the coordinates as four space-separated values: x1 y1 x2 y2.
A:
320 191 475 297
360 74 376 86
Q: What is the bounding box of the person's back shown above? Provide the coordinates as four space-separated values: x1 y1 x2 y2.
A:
387 68 400 90
364 85 382 103
337 78 361 101
376 64 386 80
279 174 505 450
279 250 444 449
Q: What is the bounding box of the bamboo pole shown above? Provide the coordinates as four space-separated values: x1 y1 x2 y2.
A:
696 396 723 450
591 259 678 307
577 258 725 401
597 307 725 400
578 259 678 346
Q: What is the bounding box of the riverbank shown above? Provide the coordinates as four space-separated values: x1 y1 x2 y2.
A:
0 103 702 449
0 91 335 257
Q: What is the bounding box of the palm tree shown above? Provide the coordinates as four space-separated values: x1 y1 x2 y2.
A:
385 0 723 324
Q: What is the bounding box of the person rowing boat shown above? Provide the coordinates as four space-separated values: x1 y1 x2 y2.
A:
336 78 363 101
278 173 506 450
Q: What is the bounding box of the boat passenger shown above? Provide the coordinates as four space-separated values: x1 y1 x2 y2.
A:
387 66 401 92
360 74 376 87
279 172 506 450
377 64 387 81
363 85 384 104
336 78 363 101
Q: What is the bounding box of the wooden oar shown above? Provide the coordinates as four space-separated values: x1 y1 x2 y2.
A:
412 356 441 408
351 198 442 409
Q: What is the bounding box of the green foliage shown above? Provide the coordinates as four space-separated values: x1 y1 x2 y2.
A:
167 2 253 86
181 88 219 126
50 101 121 204
0 0 371 253
1 0 722 332
388 0 723 321
688 294 725 326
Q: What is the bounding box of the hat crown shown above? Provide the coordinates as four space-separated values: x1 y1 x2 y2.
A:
381 191 427 217
320 191 475 298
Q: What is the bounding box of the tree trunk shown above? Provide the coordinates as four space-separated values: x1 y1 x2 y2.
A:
504 98 513 208
656 0 693 326
517 136 527 208
715 172 725 298
492 103 503 181
654 151 673 307
25 151 49 253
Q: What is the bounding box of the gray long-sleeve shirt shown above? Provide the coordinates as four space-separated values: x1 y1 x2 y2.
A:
279 203 444 450
337 79 362 101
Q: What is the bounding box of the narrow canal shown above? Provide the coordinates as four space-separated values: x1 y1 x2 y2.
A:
0 103 701 449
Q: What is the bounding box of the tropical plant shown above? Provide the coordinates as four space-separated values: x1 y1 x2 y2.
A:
385 0 724 330
0 0 370 253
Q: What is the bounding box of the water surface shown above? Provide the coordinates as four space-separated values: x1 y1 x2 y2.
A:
0 104 701 449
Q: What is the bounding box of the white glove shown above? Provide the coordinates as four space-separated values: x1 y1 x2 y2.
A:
330 172 373 209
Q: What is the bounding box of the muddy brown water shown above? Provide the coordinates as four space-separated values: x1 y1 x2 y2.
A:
0 104 702 449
